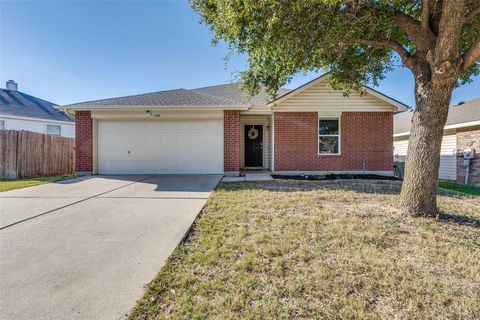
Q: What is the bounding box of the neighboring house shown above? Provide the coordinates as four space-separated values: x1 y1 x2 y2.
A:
0 80 74 137
62 74 407 176
394 98 480 184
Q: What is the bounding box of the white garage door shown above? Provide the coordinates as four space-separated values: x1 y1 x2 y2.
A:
98 120 223 174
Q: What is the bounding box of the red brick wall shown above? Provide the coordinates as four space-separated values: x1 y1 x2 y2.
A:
274 112 393 172
224 110 240 173
75 111 93 173
456 125 480 184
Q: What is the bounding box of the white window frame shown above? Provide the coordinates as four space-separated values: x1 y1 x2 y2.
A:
318 116 341 155
0 120 5 130
46 124 62 136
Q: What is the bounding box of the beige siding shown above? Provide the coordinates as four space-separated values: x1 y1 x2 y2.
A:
240 115 271 169
439 134 457 180
275 78 395 112
393 139 409 162
393 134 457 180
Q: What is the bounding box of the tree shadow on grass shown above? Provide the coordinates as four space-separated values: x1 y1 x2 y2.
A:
437 213 480 229
219 179 477 199
218 180 480 229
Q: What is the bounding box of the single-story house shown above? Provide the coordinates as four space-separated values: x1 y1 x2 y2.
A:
62 74 407 176
0 80 75 137
394 98 480 184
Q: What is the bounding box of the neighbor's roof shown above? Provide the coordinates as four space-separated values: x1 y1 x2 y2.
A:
394 98 480 135
0 88 73 122
62 82 292 109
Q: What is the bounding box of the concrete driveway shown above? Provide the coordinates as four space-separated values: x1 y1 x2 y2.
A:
0 174 221 320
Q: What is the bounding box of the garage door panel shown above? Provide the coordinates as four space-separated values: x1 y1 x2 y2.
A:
129 161 158 173
175 135 191 146
191 146 208 160
99 161 131 174
129 148 160 161
98 120 223 174
157 148 177 161
100 147 130 159
191 134 209 146
207 134 222 145
158 161 177 172
176 148 192 160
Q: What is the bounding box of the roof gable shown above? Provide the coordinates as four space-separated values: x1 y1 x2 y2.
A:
272 74 409 112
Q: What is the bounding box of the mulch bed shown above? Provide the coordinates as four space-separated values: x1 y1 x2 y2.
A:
271 173 402 181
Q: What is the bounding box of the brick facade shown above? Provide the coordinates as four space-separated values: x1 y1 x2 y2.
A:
274 112 393 172
224 110 240 174
456 125 480 184
75 111 93 174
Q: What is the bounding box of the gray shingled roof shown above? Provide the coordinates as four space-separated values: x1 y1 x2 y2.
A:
191 82 291 105
394 98 480 134
0 89 73 122
62 82 292 108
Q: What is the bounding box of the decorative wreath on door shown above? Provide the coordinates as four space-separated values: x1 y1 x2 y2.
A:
248 127 259 140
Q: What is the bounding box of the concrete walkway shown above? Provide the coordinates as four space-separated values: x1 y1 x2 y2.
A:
0 175 221 320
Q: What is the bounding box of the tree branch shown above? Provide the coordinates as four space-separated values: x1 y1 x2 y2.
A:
360 39 414 68
464 4 480 24
393 11 422 38
422 0 431 31
393 10 435 50
462 36 480 71
435 0 466 63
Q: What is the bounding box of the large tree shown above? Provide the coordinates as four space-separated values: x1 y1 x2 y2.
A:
191 0 480 216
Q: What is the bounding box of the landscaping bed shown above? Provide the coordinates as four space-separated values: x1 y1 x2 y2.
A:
128 180 480 319
272 173 402 181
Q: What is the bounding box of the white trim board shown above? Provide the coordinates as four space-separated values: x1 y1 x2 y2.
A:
394 120 480 137
0 114 74 125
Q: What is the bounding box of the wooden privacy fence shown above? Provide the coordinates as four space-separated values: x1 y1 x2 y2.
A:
0 130 75 180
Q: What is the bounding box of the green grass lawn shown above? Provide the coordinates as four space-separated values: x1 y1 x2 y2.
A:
0 175 74 192
128 180 480 320
438 181 480 196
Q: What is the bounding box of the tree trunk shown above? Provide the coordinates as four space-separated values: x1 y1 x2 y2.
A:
400 77 454 217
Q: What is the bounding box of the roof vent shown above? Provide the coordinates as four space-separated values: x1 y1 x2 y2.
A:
6 80 18 91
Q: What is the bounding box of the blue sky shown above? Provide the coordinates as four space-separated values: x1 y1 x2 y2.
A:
1 0 478 106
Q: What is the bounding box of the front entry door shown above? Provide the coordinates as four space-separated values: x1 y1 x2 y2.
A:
244 125 263 167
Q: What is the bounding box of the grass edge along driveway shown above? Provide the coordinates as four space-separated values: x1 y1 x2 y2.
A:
128 180 480 320
0 175 74 192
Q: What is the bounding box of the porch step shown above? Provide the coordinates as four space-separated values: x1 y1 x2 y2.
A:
222 173 274 182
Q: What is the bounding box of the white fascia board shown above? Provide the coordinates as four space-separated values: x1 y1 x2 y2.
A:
63 105 250 112
0 114 74 125
393 120 480 137
241 105 273 115
364 88 408 112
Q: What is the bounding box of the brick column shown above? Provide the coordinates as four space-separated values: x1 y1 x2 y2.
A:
75 111 93 175
224 110 240 176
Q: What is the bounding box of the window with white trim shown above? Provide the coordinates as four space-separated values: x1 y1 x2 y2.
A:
46 124 61 136
0 120 5 130
318 117 340 154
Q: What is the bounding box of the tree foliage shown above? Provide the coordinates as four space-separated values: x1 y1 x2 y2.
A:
191 0 480 97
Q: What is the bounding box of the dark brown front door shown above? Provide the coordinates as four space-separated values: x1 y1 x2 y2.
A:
244 125 263 167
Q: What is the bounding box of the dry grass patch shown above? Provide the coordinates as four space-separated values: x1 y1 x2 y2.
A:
129 180 480 320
